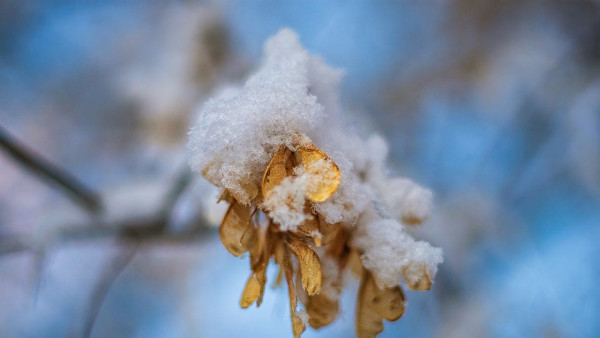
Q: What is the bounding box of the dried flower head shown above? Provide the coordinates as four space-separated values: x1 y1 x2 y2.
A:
188 28 443 338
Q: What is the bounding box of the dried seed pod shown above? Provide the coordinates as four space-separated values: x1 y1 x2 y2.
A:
285 234 322 296
318 217 341 246
296 144 341 202
240 269 267 308
262 145 294 199
276 240 306 338
297 207 322 246
305 294 339 329
217 189 235 204
372 284 405 321
356 271 384 338
219 201 256 256
356 271 406 338
403 266 432 291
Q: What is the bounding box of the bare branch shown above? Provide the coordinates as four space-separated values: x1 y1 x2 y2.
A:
83 244 138 338
0 125 102 214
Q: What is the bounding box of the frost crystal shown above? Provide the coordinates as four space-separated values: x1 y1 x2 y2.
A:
188 28 443 337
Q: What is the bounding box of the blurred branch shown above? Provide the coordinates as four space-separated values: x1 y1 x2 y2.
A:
0 167 208 255
83 244 138 338
0 125 102 214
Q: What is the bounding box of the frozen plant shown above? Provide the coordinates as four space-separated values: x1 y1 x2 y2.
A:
187 28 443 338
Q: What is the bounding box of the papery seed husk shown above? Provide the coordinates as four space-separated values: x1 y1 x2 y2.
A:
219 201 255 256
403 267 432 291
276 239 306 338
217 189 235 204
306 294 339 329
262 145 294 199
297 207 321 246
356 271 384 338
372 284 405 321
296 144 341 202
402 214 426 226
318 217 341 246
285 234 322 296
240 271 266 308
356 270 406 338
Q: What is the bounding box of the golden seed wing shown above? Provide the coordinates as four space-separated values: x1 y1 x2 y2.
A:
297 145 341 202
403 267 432 291
356 272 384 338
262 146 293 199
240 272 264 308
286 235 322 296
373 285 406 321
306 294 339 329
277 242 306 338
219 201 254 256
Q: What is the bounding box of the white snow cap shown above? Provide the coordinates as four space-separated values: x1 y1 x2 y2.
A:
187 28 442 287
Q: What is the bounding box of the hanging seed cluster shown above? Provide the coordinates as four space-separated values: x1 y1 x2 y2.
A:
216 141 427 338
188 28 443 338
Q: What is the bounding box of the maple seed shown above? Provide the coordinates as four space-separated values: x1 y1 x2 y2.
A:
277 241 306 338
404 268 432 291
286 234 323 296
262 145 294 199
356 271 406 338
219 201 255 256
297 145 341 202
240 272 266 308
305 294 339 329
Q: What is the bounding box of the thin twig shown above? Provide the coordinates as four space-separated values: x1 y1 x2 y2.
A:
0 165 205 255
0 125 102 213
82 244 138 338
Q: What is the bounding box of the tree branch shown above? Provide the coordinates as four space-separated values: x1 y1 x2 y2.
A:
83 244 138 338
0 125 102 213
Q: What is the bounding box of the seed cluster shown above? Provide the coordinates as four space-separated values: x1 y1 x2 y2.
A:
215 140 430 338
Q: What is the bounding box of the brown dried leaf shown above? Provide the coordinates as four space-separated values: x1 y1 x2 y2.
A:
262 146 294 199
296 145 341 202
219 201 255 256
286 235 322 296
306 294 339 329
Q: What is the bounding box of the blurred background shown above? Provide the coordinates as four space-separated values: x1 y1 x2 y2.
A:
1 1 599 337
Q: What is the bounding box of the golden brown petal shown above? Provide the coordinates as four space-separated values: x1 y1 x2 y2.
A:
285 234 322 296
262 145 294 199
219 201 255 256
296 144 341 202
